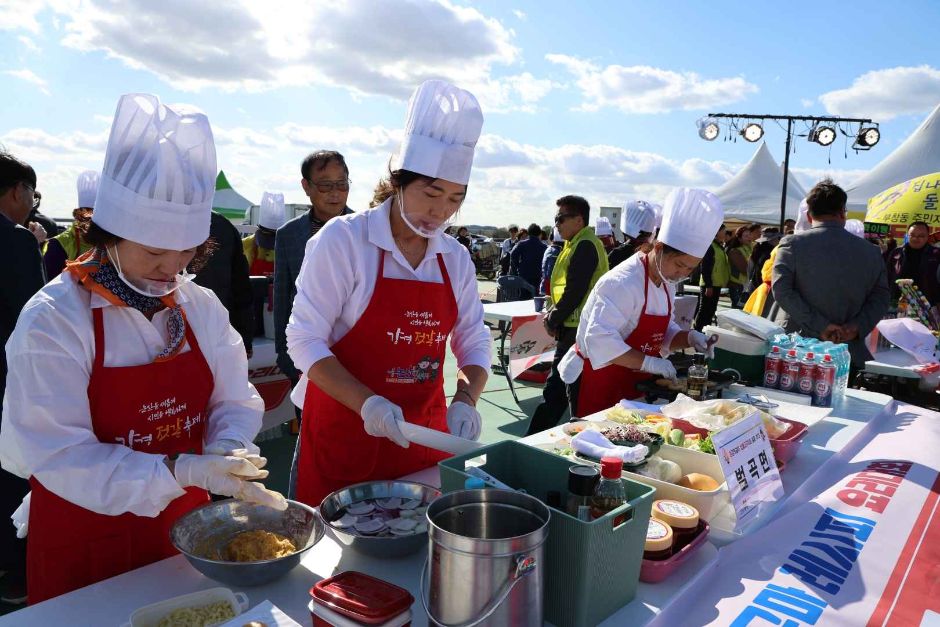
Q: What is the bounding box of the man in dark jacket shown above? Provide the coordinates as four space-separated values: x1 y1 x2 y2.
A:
509 223 547 290
885 221 940 307
0 151 45 604
191 211 255 356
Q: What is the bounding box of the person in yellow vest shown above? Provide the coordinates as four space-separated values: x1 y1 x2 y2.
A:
526 195 609 435
243 191 285 276
43 170 98 280
726 223 761 308
693 222 729 330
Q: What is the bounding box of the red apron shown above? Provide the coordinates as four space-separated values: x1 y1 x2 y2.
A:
27 307 212 604
249 256 274 276
296 251 458 506
576 256 672 417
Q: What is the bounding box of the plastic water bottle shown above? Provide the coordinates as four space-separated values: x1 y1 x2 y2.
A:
797 352 817 396
779 350 800 392
812 354 836 407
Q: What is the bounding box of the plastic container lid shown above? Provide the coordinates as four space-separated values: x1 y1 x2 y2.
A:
465 477 486 490
568 465 600 496
311 571 414 625
600 457 624 479
644 519 674 552
651 499 700 530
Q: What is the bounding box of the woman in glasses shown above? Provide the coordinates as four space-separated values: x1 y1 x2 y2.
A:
287 80 492 506
558 188 726 418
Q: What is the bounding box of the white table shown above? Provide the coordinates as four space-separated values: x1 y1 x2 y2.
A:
864 346 921 379
481 299 538 323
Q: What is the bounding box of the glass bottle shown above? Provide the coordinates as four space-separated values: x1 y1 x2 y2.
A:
590 457 628 522
686 353 709 400
566 465 599 521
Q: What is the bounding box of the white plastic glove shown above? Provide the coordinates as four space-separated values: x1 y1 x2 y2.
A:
446 401 482 441
12 492 30 539
642 355 677 380
360 395 410 448
204 439 267 470
174 454 287 511
688 330 716 359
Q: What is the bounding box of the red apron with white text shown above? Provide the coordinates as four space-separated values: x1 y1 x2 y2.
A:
296 252 458 506
576 256 672 417
27 307 212 603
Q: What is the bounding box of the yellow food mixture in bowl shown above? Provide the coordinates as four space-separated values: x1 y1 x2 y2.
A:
224 530 297 562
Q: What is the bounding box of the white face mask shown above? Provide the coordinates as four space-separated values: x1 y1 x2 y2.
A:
109 245 194 298
397 189 457 239
653 249 682 286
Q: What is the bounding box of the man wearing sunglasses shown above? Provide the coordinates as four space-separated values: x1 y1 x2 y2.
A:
526 195 608 435
0 151 45 605
274 150 353 497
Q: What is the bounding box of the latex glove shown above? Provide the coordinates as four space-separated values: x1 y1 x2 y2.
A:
12 492 30 539
446 401 482 441
204 439 266 470
174 454 287 511
360 395 410 448
688 330 715 359
642 355 677 380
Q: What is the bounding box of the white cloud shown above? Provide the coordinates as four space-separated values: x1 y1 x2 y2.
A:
3 68 50 95
0 1 44 33
512 9 527 20
18 35 41 52
546 54 758 114
800 98 813 108
819 66 940 120
40 0 550 112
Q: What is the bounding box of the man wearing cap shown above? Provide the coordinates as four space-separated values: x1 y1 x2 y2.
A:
510 222 547 291
609 200 656 269
287 80 491 506
44 170 98 281
558 188 725 417
526 195 609 435
0 93 285 603
245 192 287 276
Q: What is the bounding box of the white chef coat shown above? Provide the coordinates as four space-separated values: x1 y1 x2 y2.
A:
287 198 492 406
559 253 683 383
0 273 263 517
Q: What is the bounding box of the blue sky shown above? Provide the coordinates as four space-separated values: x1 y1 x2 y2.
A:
2 0 939 226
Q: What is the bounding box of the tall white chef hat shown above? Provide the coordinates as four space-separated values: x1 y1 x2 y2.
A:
259 191 286 230
795 199 811 233
845 219 865 238
77 170 99 209
658 188 725 258
395 80 484 186
93 93 216 250
595 216 613 237
651 203 664 229
621 200 657 238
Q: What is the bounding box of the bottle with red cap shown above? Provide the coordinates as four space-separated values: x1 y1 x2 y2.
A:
763 346 783 389
590 457 628 522
797 352 817 396
778 349 800 392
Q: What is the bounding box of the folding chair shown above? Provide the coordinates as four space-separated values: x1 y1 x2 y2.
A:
496 275 535 303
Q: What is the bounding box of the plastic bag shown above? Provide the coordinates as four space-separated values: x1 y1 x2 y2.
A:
661 394 789 438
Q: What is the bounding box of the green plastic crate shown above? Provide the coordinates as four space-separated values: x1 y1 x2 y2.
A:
439 441 655 627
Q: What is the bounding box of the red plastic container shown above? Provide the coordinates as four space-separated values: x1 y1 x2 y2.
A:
640 520 710 583
310 571 413 626
670 416 808 463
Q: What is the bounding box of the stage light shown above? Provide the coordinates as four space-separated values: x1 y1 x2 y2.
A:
697 118 720 141
811 125 836 146
856 126 880 147
741 123 764 142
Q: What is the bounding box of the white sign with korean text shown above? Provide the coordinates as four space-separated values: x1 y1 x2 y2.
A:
711 410 784 530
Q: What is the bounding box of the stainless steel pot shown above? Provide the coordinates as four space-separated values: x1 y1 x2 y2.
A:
422 489 549 627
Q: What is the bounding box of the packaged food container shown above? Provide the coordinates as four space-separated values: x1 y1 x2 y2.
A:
626 444 728 522
643 518 674 561
310 571 413 626
670 416 808 464
640 521 710 583
123 587 248 627
650 500 700 548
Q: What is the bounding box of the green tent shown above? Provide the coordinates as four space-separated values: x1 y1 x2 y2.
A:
213 170 253 223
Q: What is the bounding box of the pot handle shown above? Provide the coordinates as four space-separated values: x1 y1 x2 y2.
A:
420 553 537 627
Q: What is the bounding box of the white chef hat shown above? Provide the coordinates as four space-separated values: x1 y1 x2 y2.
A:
76 170 99 209
845 219 865 238
621 200 657 238
658 188 725 258
552 227 564 243
395 80 484 186
93 93 216 250
651 203 664 229
595 216 613 237
795 199 811 233
259 191 286 230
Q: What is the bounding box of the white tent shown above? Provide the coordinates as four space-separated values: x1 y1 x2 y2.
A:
846 103 940 215
714 142 807 224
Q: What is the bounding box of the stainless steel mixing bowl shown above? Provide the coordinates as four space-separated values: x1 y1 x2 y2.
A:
320 480 441 558
170 498 324 587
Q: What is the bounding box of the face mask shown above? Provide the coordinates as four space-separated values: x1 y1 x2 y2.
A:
397 189 457 239
653 249 682 286
109 245 194 298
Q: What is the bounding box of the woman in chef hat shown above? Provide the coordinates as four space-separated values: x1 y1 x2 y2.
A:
559 188 725 417
0 93 285 604
288 80 491 506
609 199 657 269
43 170 99 280
244 191 287 276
